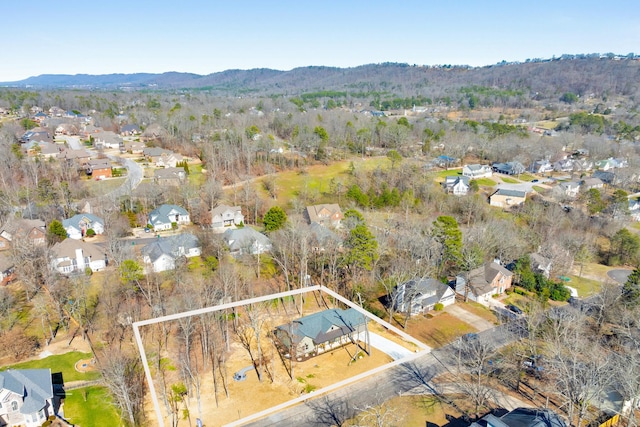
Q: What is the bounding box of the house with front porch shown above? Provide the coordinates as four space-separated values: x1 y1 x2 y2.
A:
62 214 105 240
456 262 513 304
211 205 244 229
148 204 190 231
51 239 107 274
462 164 492 179
274 308 369 359
394 277 456 315
443 176 470 196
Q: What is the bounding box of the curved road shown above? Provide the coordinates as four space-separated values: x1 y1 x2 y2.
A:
607 269 633 284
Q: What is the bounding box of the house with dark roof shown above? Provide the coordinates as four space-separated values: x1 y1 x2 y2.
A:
84 158 112 180
148 204 190 231
456 262 513 304
492 161 526 176
274 308 368 359
141 233 201 273
50 239 107 274
120 124 142 136
62 214 105 240
394 278 456 315
0 369 55 427
305 204 343 228
469 407 566 427
489 189 527 208
222 228 271 256
211 205 244 230
434 155 458 169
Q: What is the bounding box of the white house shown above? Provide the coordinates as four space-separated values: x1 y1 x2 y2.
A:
51 239 107 274
62 213 105 239
0 369 54 427
148 204 190 231
223 228 272 256
394 278 456 315
529 160 554 174
211 205 244 230
558 181 581 198
443 176 470 196
141 233 201 273
462 164 492 179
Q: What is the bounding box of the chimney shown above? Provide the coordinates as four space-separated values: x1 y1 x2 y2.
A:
75 248 85 271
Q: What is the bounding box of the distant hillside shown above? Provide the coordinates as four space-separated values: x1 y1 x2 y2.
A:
2 57 639 98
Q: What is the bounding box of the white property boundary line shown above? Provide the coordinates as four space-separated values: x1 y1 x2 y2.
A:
132 285 430 427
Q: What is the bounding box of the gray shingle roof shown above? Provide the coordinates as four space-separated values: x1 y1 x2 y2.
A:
276 308 367 346
0 369 52 415
141 233 199 263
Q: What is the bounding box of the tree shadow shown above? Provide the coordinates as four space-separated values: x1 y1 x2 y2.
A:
304 395 356 426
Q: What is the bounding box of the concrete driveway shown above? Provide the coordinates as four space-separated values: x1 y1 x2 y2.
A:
357 332 416 360
445 305 495 331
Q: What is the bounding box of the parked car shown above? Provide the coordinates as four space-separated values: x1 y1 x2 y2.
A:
506 304 523 315
531 179 539 183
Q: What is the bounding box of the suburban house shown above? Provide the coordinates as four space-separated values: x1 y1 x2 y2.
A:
148 204 190 231
592 170 618 185
58 148 91 166
0 369 55 427
573 158 593 171
456 262 513 304
24 141 61 159
469 407 567 427
558 181 580 198
121 140 145 154
553 158 574 172
581 177 604 190
211 205 244 229
529 160 554 174
530 253 553 278
62 214 105 240
0 254 15 285
51 239 107 274
596 157 627 171
0 219 46 249
492 161 526 176
84 158 112 179
54 123 78 136
92 131 122 150
143 148 183 167
629 198 640 221
305 204 344 228
434 155 458 169
120 124 142 136
394 278 456 315
141 233 201 273
308 223 342 252
443 176 470 196
153 167 186 186
274 308 368 359
20 129 52 144
462 164 492 179
222 228 271 256
489 189 527 208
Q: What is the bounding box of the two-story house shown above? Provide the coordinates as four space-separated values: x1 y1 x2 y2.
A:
211 205 244 229
456 262 513 305
148 204 190 231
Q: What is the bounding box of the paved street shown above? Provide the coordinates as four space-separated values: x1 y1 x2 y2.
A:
239 325 517 427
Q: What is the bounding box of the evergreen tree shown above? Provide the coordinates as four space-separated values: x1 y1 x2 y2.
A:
622 268 640 307
47 220 67 244
263 206 287 232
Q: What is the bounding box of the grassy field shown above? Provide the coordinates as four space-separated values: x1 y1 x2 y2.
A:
517 173 536 182
64 386 121 427
432 169 462 182
500 177 519 184
4 352 100 382
84 177 126 197
457 301 499 324
404 312 477 348
566 275 602 297
474 178 496 186
257 156 392 206
532 185 547 193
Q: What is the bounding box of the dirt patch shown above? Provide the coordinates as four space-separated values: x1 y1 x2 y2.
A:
74 358 97 373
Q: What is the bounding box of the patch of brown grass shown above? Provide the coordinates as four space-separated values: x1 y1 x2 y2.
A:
403 312 478 348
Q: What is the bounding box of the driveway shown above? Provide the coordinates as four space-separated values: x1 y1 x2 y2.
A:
357 332 415 360
608 269 633 284
445 305 495 331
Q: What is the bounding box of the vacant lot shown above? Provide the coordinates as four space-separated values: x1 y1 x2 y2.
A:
403 312 478 348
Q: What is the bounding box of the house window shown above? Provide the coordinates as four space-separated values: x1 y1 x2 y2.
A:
11 401 18 411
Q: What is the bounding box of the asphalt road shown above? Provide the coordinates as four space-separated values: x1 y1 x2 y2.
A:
607 269 633 284
239 325 517 427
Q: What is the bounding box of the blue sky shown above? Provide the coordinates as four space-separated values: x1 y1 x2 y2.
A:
1 0 638 81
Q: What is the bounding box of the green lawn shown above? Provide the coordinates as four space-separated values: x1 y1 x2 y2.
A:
566 275 602 297
474 177 497 186
4 351 100 382
532 185 547 193
432 168 462 182
64 386 122 427
500 177 520 184
517 173 536 182
631 222 640 231
258 156 391 205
